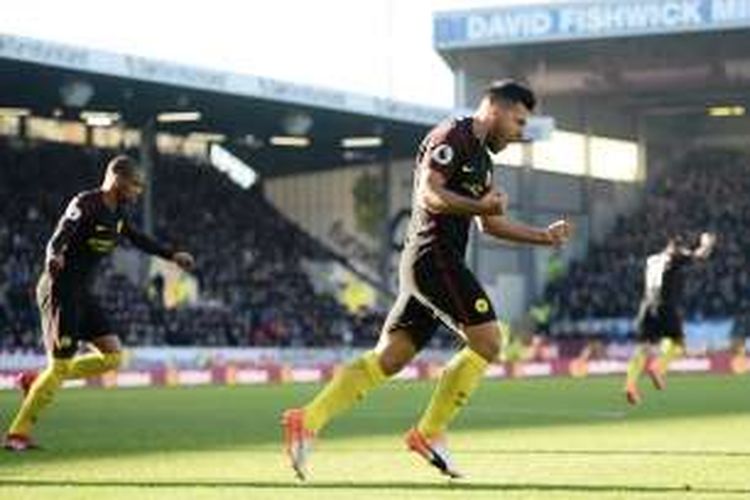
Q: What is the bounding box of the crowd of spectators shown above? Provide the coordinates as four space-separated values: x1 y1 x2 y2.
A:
0 140 384 351
8 140 745 353
544 149 750 330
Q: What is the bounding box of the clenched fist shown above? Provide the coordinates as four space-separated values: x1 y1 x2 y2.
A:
546 219 573 247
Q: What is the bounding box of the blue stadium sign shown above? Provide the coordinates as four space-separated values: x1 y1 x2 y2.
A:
435 0 750 49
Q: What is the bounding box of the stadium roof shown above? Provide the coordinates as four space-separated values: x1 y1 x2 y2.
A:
0 34 453 177
434 0 750 143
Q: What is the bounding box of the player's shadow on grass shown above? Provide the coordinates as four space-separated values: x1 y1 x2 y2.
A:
1 479 749 496
2 378 749 466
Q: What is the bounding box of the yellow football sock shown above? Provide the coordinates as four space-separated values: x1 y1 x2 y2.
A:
8 358 71 437
67 351 122 379
626 345 647 387
417 347 489 438
656 338 683 374
303 350 388 433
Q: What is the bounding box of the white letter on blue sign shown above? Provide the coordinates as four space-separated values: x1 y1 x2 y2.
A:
620 3 660 29
490 11 550 39
559 7 586 33
467 15 489 40
683 0 704 23
712 0 750 22
530 11 553 36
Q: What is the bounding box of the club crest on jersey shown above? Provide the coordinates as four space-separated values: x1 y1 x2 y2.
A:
431 144 454 166
475 298 490 314
63 200 82 221
462 183 485 197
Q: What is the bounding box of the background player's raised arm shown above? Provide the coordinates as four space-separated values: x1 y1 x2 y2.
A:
688 232 717 259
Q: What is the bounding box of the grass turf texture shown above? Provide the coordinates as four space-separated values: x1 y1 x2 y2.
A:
1 374 748 499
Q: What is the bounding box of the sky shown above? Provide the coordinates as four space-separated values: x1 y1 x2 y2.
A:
0 0 564 108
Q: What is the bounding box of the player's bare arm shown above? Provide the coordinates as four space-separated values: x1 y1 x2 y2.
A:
690 232 717 259
418 167 506 216
476 215 573 247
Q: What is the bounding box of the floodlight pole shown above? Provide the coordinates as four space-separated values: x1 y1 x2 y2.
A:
139 117 156 235
135 116 157 282
379 134 393 303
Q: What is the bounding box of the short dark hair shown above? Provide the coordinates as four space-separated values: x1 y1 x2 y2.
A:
484 79 536 111
106 154 140 178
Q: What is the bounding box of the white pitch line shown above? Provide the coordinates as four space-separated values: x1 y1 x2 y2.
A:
348 406 627 420
485 407 628 419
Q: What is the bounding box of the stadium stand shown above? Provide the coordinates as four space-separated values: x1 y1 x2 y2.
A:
544 149 750 335
0 139 384 350
3 140 746 351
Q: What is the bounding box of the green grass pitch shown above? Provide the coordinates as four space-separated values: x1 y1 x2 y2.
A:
1 374 748 499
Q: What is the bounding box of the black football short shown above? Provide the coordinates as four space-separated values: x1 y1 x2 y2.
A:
36 273 112 358
635 301 684 344
382 250 497 350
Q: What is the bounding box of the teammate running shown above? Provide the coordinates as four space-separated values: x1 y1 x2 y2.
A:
4 155 194 451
